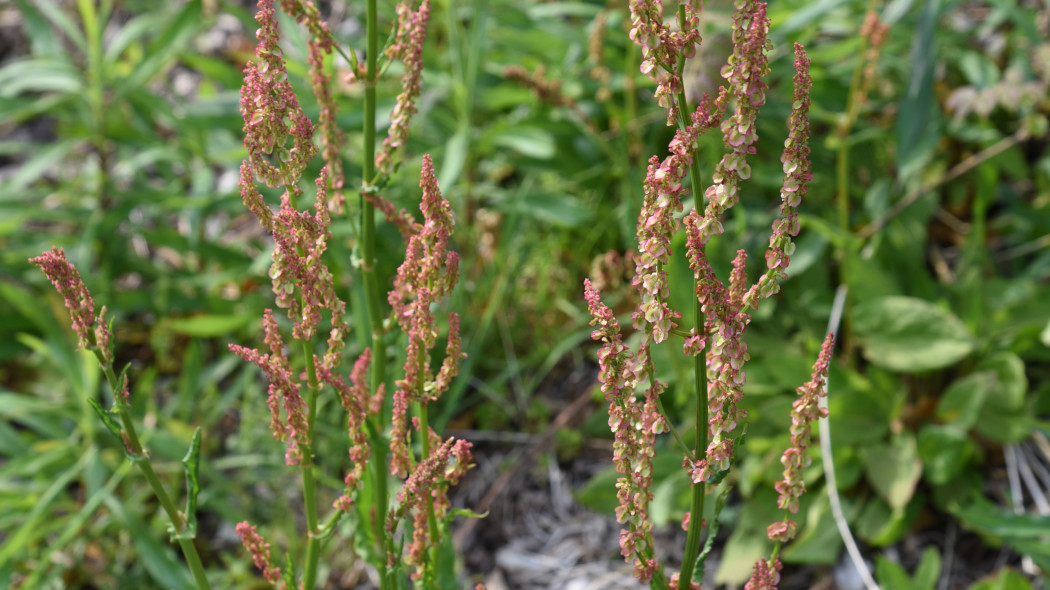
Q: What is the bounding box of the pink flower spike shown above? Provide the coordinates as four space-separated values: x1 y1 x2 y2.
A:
236 521 284 587
376 0 431 176
772 332 834 526
30 247 111 362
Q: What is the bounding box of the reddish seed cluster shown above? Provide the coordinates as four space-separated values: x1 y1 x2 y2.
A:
376 0 431 176
585 279 670 583
633 95 723 344
744 557 783 590
744 43 813 307
694 0 771 246
240 0 317 189
30 247 112 366
627 0 702 123
386 437 473 580
235 521 284 587
388 155 465 478
230 310 310 466
319 348 376 511
770 332 835 538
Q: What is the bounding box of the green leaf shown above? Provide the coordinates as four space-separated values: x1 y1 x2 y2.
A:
975 351 1027 413
86 397 122 441
124 0 203 88
853 296 974 372
856 495 921 546
896 0 943 182
862 432 922 510
876 547 939 590
489 126 556 159
166 313 254 337
937 371 994 428
0 58 83 98
967 568 1035 590
917 424 974 485
1 139 81 192
496 191 593 228
105 497 195 590
174 427 202 541
18 0 87 53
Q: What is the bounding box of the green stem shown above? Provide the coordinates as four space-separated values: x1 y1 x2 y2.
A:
414 402 441 585
357 0 391 586
674 75 710 587
101 363 211 590
300 342 322 589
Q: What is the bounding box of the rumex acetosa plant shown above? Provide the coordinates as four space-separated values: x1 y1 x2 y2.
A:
584 0 835 588
31 0 476 587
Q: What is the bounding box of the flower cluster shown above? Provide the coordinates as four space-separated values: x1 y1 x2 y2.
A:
684 40 813 485
627 0 702 122
633 95 724 344
386 438 473 579
693 0 771 246
29 247 112 365
744 43 813 306
230 310 310 466
387 155 465 477
321 347 380 511
375 0 431 177
744 557 783 590
769 333 835 538
235 521 284 587
585 279 669 583
240 0 317 189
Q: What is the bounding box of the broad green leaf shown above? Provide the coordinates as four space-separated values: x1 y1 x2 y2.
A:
862 432 922 510
937 371 994 428
917 424 974 485
489 126 556 159
913 546 941 590
853 296 974 372
856 494 921 546
875 557 914 590
875 547 939 590
975 351 1027 413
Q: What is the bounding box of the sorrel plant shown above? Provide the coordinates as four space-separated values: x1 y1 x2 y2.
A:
584 0 836 588
31 0 477 587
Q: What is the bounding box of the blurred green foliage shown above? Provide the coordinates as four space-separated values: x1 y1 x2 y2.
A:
1 0 1048 587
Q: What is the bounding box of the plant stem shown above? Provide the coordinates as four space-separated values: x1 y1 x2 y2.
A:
300 342 322 589
101 364 211 590
674 76 709 587
358 0 391 586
